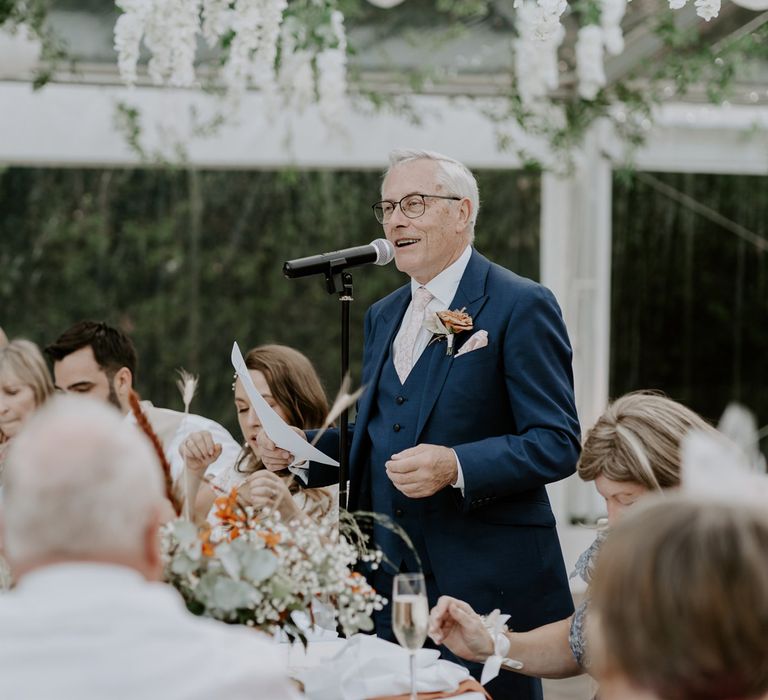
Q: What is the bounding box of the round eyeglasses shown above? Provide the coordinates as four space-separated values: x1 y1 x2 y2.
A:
372 193 461 224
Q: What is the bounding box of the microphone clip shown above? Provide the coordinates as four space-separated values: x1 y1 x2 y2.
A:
324 260 355 297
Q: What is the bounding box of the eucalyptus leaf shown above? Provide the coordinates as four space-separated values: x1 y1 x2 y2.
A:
170 552 199 576
242 549 279 583
210 578 256 612
172 520 201 549
216 542 242 580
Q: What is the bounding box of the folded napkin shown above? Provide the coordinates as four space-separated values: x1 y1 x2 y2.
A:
369 678 492 700
301 635 471 700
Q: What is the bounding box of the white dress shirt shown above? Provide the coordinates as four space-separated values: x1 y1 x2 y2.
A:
0 563 301 700
125 401 241 481
393 244 473 492
393 244 473 365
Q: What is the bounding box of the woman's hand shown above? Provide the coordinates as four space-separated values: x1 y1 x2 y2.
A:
429 596 495 662
179 430 222 477
240 470 299 521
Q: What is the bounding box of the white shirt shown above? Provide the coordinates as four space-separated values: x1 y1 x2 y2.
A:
0 563 301 700
125 401 241 481
393 244 473 492
392 244 473 364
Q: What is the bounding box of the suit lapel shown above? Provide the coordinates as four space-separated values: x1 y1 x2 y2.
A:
415 250 490 439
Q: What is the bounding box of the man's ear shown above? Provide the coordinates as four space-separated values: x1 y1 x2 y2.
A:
456 197 472 233
114 366 133 392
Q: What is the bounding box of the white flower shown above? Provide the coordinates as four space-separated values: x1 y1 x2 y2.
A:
694 0 720 20
114 11 146 86
514 1 565 105
576 24 606 101
201 0 231 48
162 506 384 640
600 0 626 55
280 47 315 113
317 10 349 124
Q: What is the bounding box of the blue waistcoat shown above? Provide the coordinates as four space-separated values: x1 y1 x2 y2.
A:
367 341 441 575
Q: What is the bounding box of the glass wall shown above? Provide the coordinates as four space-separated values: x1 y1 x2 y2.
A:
611 171 768 448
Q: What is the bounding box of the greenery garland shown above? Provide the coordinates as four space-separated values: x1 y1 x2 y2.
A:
1 0 766 166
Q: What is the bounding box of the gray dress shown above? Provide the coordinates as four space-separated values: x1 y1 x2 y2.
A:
568 528 608 667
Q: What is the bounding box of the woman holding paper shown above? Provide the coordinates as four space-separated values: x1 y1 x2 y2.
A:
428 392 716 681
180 344 335 523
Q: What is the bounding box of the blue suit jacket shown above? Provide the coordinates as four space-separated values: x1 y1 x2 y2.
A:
310 248 580 630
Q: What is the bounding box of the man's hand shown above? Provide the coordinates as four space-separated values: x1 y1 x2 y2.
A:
255 428 305 472
179 430 222 476
429 596 495 663
385 444 458 498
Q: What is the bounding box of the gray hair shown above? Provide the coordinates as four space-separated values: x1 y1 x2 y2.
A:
385 149 480 236
2 396 164 565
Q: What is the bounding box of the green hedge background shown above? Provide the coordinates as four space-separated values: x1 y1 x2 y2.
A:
0 167 539 436
2 166 766 447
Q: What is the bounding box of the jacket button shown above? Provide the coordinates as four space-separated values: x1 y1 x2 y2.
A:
395 395 405 405
393 423 401 432
395 508 404 517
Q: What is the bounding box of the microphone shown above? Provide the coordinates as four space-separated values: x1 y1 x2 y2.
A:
283 239 395 279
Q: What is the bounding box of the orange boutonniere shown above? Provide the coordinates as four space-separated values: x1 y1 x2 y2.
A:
423 307 474 355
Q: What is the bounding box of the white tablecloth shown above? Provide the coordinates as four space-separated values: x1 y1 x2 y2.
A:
283 637 485 699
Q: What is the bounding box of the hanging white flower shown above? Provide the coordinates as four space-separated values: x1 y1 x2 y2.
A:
113 9 146 86
576 24 606 101
531 0 568 41
201 0 232 49
694 0 721 20
317 11 349 124
600 0 626 55
113 0 347 122
514 3 565 106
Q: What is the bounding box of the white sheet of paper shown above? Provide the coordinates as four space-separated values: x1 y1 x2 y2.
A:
231 342 339 468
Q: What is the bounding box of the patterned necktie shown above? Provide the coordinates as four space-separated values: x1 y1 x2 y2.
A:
393 286 434 383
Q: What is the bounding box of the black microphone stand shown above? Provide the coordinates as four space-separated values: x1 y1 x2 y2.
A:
323 263 354 512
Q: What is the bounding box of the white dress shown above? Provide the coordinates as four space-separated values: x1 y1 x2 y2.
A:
210 457 337 520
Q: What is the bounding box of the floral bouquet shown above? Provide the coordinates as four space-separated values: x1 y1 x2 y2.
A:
162 489 385 643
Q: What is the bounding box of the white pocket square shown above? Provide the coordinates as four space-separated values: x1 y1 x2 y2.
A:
456 329 488 357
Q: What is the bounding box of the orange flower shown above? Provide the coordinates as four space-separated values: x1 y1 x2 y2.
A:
258 530 281 549
213 488 247 527
436 308 473 334
349 571 365 594
198 527 215 557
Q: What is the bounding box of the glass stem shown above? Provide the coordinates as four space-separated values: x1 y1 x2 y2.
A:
410 651 417 700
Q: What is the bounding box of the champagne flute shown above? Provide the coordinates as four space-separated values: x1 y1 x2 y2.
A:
392 573 429 700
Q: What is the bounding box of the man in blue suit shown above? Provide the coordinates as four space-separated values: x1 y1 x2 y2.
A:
260 149 580 699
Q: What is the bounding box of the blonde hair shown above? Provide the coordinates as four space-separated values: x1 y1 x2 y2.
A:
577 392 716 491
0 339 54 406
590 496 768 700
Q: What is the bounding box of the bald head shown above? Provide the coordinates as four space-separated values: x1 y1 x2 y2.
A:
2 396 164 578
0 326 8 348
